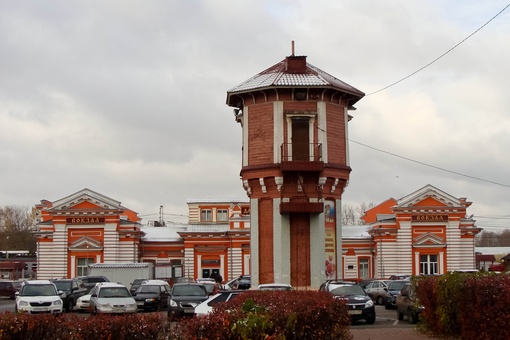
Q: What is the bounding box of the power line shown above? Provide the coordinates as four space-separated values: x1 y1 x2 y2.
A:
349 139 510 188
366 3 510 96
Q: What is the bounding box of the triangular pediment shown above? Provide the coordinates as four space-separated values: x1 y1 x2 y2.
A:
414 232 446 247
69 236 103 251
50 188 123 211
397 184 462 209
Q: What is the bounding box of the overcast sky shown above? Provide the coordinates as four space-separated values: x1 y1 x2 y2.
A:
1 1 508 231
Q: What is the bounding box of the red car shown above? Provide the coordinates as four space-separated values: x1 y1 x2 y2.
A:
0 280 23 299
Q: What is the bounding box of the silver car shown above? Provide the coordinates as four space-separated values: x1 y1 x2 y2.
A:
89 282 137 314
364 280 390 305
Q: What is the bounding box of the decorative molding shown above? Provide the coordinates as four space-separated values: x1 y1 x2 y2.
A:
331 178 339 193
259 178 267 193
275 177 283 192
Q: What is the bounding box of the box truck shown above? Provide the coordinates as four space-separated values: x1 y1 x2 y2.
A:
88 263 154 289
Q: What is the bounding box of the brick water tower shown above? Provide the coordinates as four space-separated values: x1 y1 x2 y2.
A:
226 47 365 288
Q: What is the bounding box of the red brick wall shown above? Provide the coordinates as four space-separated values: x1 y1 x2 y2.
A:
248 103 274 165
258 198 274 284
326 103 346 165
290 213 310 287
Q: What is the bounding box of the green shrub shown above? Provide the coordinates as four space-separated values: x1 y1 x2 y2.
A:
181 290 352 340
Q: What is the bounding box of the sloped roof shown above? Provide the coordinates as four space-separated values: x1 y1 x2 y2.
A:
227 57 364 104
140 225 184 242
342 225 371 238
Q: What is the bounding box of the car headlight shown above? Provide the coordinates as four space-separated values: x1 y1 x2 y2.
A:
53 300 62 306
98 303 110 308
19 301 29 307
145 298 156 302
169 299 177 307
365 299 374 308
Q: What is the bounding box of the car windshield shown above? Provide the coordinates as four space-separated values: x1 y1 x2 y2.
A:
137 285 160 294
21 284 57 296
53 282 72 291
172 285 206 296
388 281 408 291
330 285 365 296
98 287 130 298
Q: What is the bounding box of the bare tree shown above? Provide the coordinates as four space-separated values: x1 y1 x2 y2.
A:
342 202 375 225
0 205 37 254
476 230 510 247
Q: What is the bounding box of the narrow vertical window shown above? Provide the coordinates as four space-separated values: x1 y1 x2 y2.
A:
201 209 212 222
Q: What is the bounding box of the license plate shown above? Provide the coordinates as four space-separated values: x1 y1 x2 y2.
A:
137 302 144 306
33 307 48 311
348 310 362 315
184 308 194 314
112 307 125 312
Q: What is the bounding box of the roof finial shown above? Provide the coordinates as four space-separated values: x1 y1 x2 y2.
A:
291 40 295 56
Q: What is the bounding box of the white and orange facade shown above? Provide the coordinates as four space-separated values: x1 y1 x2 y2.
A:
34 189 143 279
33 185 480 282
341 184 481 281
33 189 250 282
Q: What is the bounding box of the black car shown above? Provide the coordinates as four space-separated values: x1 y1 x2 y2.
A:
52 278 88 312
330 283 376 324
130 278 148 295
133 280 171 311
384 280 410 309
76 275 110 293
167 283 209 318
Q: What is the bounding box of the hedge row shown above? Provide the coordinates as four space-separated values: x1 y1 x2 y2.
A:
0 290 352 340
415 272 510 340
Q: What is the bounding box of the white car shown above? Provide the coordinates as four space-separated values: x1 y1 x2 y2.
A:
15 280 64 315
257 283 293 291
89 282 137 314
76 293 92 313
194 290 244 316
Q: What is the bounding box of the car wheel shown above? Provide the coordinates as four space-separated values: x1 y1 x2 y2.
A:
366 314 376 325
397 310 404 321
377 296 384 305
66 300 73 313
408 310 419 324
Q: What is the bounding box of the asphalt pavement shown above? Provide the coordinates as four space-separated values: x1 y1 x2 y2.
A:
350 327 438 340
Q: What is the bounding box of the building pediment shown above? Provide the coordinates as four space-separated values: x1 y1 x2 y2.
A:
396 184 464 210
413 232 446 248
50 188 124 212
68 236 103 251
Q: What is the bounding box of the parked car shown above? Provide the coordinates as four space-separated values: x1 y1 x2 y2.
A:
257 283 293 291
167 283 209 318
75 293 91 313
130 278 148 295
15 280 64 315
76 275 110 293
319 280 358 292
384 280 410 309
89 282 137 314
194 290 245 316
0 280 23 299
237 275 251 290
364 279 390 305
396 282 424 324
175 277 194 284
51 278 88 312
388 274 411 280
330 283 376 324
133 280 171 311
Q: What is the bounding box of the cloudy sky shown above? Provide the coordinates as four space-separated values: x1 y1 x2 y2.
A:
1 1 508 231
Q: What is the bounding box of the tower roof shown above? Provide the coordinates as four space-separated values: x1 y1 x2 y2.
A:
226 55 364 106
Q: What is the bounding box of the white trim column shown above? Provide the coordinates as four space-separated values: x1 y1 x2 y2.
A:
250 198 259 287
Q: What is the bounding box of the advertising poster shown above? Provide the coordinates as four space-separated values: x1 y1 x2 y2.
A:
324 200 336 279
